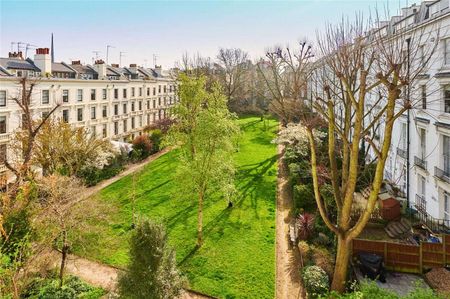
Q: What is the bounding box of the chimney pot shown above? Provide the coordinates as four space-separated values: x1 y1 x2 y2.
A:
9 51 24 59
95 59 105 65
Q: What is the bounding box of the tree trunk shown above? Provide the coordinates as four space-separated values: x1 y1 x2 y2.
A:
197 191 204 247
331 235 351 293
59 231 68 288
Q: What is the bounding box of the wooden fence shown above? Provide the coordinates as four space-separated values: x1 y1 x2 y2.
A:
352 235 450 274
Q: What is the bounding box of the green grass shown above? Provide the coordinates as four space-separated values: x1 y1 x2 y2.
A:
75 116 278 298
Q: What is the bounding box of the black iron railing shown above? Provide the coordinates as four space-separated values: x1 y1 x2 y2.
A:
413 194 450 233
414 156 427 170
435 166 450 184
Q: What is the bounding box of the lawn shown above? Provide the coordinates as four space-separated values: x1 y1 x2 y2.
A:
75 116 278 298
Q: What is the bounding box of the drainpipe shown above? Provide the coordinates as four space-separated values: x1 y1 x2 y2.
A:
406 37 411 215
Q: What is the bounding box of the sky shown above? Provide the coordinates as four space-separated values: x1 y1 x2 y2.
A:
0 0 407 68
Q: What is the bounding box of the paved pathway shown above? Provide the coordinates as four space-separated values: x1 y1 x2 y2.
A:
49 251 211 299
275 143 303 299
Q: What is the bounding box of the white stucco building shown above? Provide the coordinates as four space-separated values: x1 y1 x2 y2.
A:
374 1 450 224
0 48 177 186
307 0 450 229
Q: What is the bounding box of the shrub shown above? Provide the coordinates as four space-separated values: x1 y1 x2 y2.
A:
293 184 315 212
301 266 329 298
296 212 315 240
78 152 127 187
22 275 104 299
312 233 331 247
324 280 443 299
149 129 163 153
118 219 185 299
132 135 153 160
145 118 175 134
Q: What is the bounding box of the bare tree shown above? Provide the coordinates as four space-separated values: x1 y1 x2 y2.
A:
2 77 60 190
216 48 249 104
257 41 313 125
35 175 109 287
176 52 217 90
305 15 438 292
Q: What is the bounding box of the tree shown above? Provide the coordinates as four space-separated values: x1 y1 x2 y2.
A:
176 52 216 91
304 16 437 292
35 175 107 287
2 77 60 191
33 118 113 176
166 74 239 247
257 41 313 125
118 219 185 299
216 48 250 105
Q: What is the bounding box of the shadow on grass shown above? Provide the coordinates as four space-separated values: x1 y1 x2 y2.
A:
176 153 278 266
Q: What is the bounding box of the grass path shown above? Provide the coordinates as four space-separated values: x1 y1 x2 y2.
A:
75 116 278 298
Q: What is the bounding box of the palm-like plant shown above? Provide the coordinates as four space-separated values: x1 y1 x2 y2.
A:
296 212 315 240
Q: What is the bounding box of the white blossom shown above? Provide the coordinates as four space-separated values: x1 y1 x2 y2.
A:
273 123 326 156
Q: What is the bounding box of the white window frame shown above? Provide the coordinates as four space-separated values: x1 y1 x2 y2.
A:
0 91 6 107
62 89 69 103
42 90 50 104
77 89 83 102
91 106 96 120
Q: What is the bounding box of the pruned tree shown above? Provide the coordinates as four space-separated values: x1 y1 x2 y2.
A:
2 77 60 189
257 41 314 125
118 219 185 299
216 48 250 104
304 15 438 292
166 74 239 247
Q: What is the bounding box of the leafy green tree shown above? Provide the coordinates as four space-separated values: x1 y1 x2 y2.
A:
166 74 239 247
118 220 185 299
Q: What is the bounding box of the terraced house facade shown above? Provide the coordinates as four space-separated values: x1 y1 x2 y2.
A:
377 0 450 224
0 47 177 186
307 0 450 228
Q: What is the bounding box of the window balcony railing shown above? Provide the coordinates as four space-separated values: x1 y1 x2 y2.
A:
415 194 427 214
397 147 407 159
435 155 450 184
414 156 427 170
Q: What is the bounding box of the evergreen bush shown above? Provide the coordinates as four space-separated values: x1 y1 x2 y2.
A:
118 219 185 299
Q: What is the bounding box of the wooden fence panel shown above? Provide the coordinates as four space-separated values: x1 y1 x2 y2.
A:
352 239 384 256
385 243 420 273
445 235 450 266
352 236 450 274
422 242 444 269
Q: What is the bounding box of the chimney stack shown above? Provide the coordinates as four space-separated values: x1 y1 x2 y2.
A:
129 63 138 74
34 48 52 76
8 52 23 59
111 63 119 68
71 60 81 65
94 59 107 79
